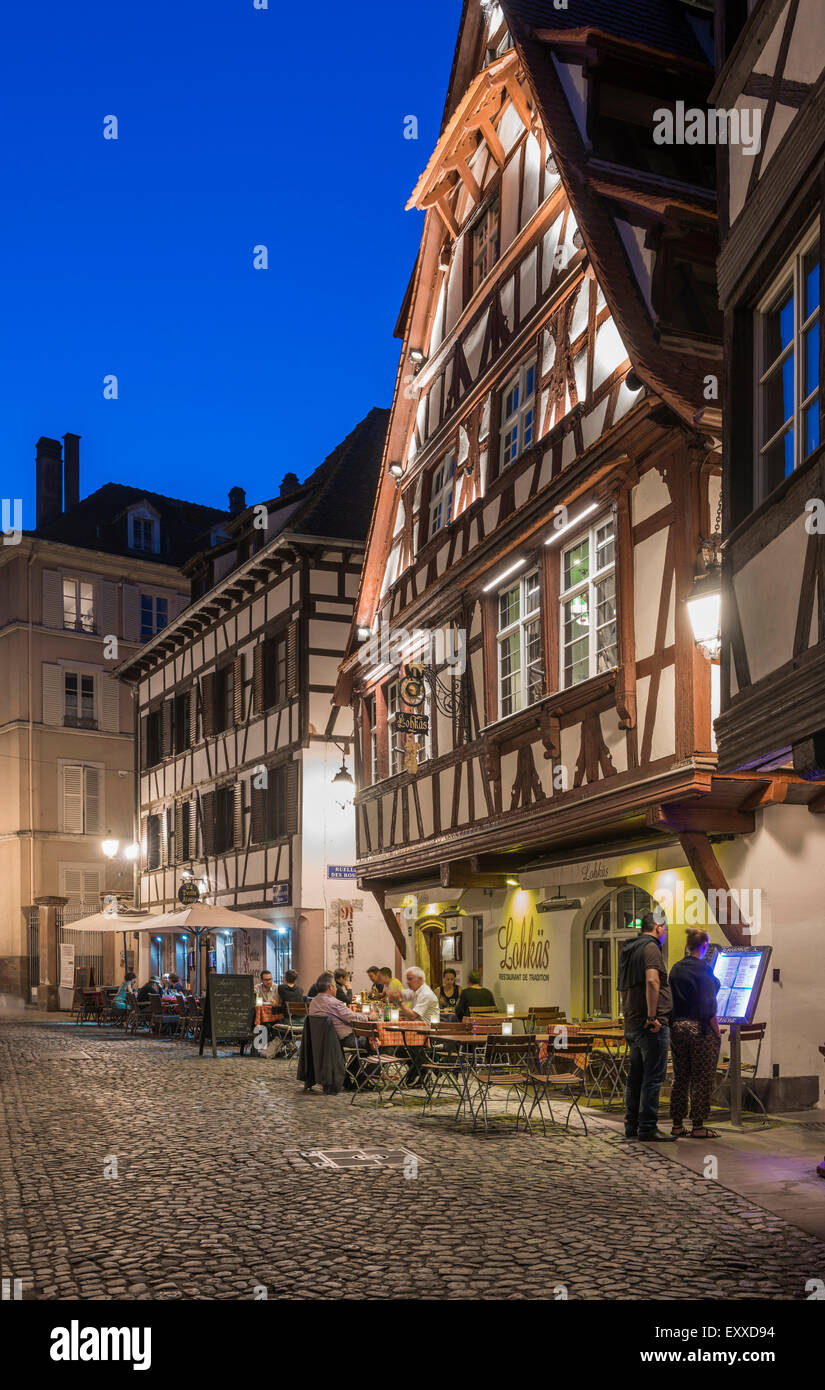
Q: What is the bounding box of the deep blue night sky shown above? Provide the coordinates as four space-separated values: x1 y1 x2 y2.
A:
0 0 462 524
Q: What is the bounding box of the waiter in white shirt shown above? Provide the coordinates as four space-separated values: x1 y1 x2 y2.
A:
388 966 439 1088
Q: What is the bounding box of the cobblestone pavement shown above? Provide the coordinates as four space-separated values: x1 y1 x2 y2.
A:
1 1022 823 1301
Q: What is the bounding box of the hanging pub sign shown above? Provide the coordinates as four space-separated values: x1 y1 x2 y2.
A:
400 664 426 708
198 973 256 1058
177 879 200 905
396 711 429 734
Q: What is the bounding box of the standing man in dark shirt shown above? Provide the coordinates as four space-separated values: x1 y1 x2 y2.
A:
619 912 673 1142
454 971 496 1022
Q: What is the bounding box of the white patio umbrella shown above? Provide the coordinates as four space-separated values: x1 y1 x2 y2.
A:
59 907 157 993
128 902 276 994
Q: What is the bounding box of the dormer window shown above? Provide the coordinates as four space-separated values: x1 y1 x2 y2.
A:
128 507 160 554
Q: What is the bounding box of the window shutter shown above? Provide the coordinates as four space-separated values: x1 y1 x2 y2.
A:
161 699 173 757
63 868 82 899
233 654 243 723
139 715 148 768
201 791 216 856
99 581 119 639
63 766 84 833
286 621 299 698
252 643 264 714
251 780 266 844
189 686 199 745
285 759 299 835
202 673 217 737
174 801 184 862
84 767 101 835
233 782 243 848
141 817 148 868
42 663 63 726
82 870 101 903
42 569 62 628
123 585 140 642
99 674 120 733
161 807 169 867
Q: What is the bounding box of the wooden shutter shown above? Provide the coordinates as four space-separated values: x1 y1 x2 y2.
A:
42 569 62 628
99 581 119 639
99 674 120 733
285 759 299 835
251 779 267 844
140 817 148 868
161 699 173 757
139 714 149 768
286 621 299 698
175 800 184 864
84 767 101 835
161 808 169 867
122 585 140 642
63 765 84 833
42 663 63 726
233 782 244 848
253 643 264 714
201 673 217 737
201 791 216 856
233 655 243 723
63 868 82 899
189 685 199 745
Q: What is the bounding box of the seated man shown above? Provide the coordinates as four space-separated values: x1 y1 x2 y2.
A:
454 970 496 1022
377 966 404 996
334 969 352 1005
277 969 303 1006
388 966 440 1088
257 970 279 1008
307 972 358 1091
137 977 161 1004
366 966 383 1000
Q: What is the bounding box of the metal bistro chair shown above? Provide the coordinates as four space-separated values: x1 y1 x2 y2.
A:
273 1001 307 1068
468 1006 500 1016
469 1036 533 1135
420 1028 481 1120
713 1022 768 1122
527 1035 592 1134
345 1021 407 1105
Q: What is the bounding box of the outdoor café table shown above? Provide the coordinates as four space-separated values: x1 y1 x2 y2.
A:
424 1033 486 1120
370 1020 433 1101
576 1027 629 1109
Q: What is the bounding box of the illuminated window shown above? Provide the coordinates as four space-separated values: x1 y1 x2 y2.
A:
560 516 616 688
64 671 95 725
429 452 455 537
585 888 667 1019
63 578 95 633
497 569 543 718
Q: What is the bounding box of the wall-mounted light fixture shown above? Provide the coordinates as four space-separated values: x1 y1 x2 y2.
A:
482 557 525 593
545 501 598 546
389 461 404 483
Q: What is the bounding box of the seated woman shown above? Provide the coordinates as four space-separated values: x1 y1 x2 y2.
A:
437 968 461 1018
111 972 137 1012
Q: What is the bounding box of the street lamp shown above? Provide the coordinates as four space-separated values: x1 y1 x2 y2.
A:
101 836 119 860
685 536 722 661
331 757 355 810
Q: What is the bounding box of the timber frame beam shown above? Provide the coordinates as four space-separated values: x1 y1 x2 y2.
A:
677 832 749 947
362 881 407 960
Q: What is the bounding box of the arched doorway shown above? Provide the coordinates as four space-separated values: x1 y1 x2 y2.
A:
584 886 666 1020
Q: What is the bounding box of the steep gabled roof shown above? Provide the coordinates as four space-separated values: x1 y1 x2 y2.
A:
502 0 713 66
31 483 230 566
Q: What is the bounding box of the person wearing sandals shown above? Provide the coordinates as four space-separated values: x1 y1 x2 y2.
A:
668 928 722 1140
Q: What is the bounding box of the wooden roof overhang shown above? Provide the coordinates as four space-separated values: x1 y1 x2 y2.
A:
406 48 529 234
354 761 824 891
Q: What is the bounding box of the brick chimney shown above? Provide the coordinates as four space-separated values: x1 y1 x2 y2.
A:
228 486 246 515
35 437 63 529
62 433 81 513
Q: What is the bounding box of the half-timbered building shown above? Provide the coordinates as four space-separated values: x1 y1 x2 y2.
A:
116 409 390 991
335 0 822 1093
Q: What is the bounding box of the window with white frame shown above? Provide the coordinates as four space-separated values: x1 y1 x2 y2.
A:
429 452 455 537
63 578 95 633
62 764 102 835
497 569 543 718
129 511 159 553
560 516 617 688
500 360 536 469
140 593 169 641
365 693 378 786
758 227 821 499
471 194 500 293
64 671 96 725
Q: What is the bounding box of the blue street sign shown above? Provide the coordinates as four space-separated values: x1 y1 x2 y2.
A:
327 865 356 879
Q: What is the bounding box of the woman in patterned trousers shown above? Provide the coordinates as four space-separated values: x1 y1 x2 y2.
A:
668 929 722 1139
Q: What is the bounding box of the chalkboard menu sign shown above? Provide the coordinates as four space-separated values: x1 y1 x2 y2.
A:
199 973 255 1057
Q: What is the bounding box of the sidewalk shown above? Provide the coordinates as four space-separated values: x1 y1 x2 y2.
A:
596 1110 825 1240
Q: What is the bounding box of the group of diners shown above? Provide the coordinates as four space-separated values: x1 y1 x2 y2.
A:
110 971 188 1013
303 965 439 1091
257 962 496 1025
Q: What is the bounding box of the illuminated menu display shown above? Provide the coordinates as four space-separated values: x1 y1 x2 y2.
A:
712 949 766 1022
